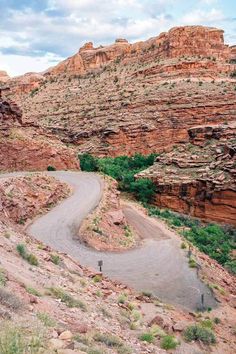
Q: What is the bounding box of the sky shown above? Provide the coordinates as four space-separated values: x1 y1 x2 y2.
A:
0 0 235 77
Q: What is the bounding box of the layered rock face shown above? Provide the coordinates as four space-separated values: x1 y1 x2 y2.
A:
0 93 79 171
6 26 235 158
138 123 236 226
48 26 230 77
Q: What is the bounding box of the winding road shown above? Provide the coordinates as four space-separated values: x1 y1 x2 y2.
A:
2 171 217 311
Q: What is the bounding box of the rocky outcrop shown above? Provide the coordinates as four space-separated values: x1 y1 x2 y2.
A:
0 70 10 83
7 72 45 95
0 174 70 223
137 127 236 226
0 95 79 171
48 26 230 78
79 176 136 251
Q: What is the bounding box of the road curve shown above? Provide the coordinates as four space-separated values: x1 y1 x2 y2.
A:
1 171 216 311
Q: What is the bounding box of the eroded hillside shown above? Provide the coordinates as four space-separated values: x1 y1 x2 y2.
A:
3 25 236 157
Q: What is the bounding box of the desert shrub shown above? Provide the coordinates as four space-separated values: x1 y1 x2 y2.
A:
94 333 123 347
0 325 43 354
50 254 60 265
0 269 7 287
160 335 179 350
184 325 216 344
16 244 27 259
188 257 197 268
26 254 39 266
0 288 22 310
16 244 38 266
117 294 127 304
37 312 56 327
200 319 214 330
47 165 56 171
48 287 87 311
139 332 154 343
26 287 41 297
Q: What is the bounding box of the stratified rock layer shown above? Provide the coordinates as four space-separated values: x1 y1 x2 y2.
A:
6 26 236 158
138 123 236 226
0 93 79 171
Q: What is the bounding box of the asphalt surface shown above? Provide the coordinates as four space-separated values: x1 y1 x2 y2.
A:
1 171 217 311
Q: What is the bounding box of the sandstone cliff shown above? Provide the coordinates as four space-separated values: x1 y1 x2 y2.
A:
137 123 236 226
5 26 235 158
0 92 79 171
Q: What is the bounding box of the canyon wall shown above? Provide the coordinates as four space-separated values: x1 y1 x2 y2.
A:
138 123 236 226
0 92 79 171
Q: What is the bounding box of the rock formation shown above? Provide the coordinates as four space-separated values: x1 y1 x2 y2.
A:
5 26 235 159
0 70 10 83
0 92 79 171
137 123 236 226
48 26 231 78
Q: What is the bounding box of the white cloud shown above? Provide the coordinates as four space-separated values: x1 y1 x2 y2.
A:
0 52 63 77
182 8 225 25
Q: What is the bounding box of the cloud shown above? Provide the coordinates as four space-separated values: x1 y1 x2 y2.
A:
182 8 225 24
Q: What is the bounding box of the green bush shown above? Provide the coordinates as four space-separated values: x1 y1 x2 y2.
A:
26 287 41 297
78 153 157 203
139 332 154 343
184 325 216 344
0 269 7 287
145 205 236 273
130 178 156 203
16 244 39 266
79 153 98 172
47 166 56 171
26 254 39 266
160 335 178 350
50 254 60 265
16 244 27 259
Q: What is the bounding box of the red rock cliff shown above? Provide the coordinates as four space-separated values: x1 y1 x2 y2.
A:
0 93 79 171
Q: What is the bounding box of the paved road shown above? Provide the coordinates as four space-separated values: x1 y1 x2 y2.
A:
1 171 216 311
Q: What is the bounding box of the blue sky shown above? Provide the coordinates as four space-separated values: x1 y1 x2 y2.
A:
0 0 235 76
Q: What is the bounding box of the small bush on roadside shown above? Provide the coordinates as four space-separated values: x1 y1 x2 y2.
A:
117 294 127 304
50 254 60 265
47 166 56 171
184 325 216 344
